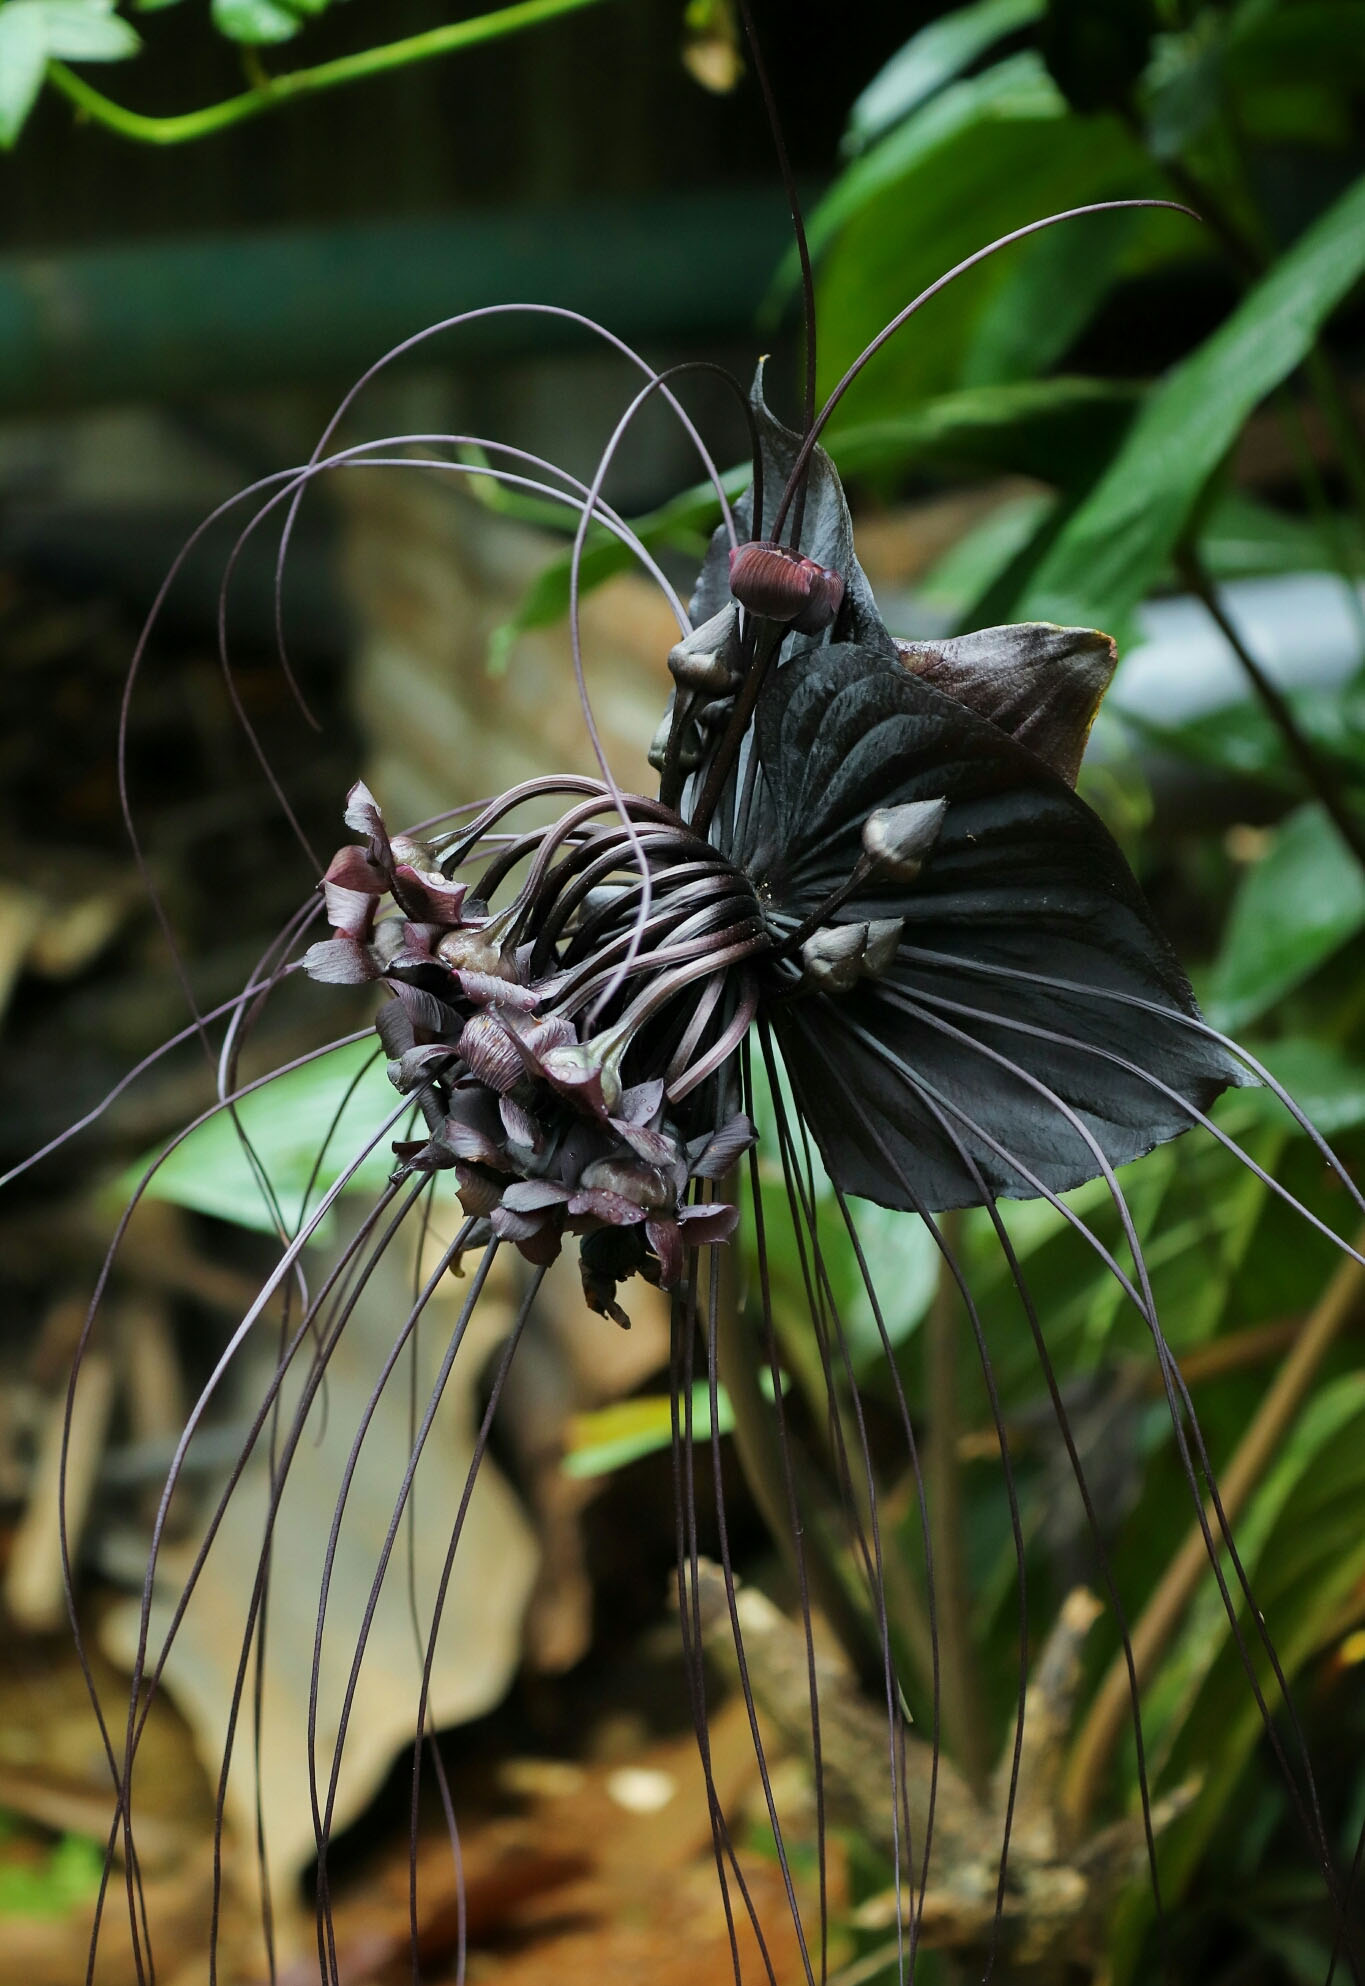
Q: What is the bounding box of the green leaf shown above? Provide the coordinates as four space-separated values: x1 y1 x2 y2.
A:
916 489 1057 622
810 56 1156 416
1141 1373 1365 1901
1194 489 1365 581
211 0 303 43
563 1382 733 1478
826 375 1141 490
959 201 1142 386
36 0 139 58
1206 803 1365 1032
124 1037 401 1234
0 4 49 146
842 0 1046 154
1239 1037 1365 1137
0 1831 104 1918
1017 171 1365 631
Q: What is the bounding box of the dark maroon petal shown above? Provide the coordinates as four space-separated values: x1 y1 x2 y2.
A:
326 844 388 894
392 1044 457 1092
609 1120 679 1168
515 1219 566 1267
391 864 468 926
501 1178 573 1214
389 979 463 1035
498 1095 542 1152
894 624 1117 789
490 1203 544 1243
343 780 392 865
458 1011 524 1093
618 1079 666 1126
375 997 415 1061
644 1217 683 1288
453 1163 503 1217
302 936 379 985
567 1187 647 1226
676 1203 740 1245
687 1115 757 1179
323 880 378 939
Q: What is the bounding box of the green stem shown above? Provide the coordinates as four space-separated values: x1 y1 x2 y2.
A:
47 0 612 146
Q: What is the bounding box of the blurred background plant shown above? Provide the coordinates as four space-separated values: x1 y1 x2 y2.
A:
2 2 1365 1983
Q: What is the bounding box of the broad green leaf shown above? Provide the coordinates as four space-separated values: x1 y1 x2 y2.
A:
812 57 1153 415
826 376 1141 490
36 0 139 58
212 0 303 43
959 201 1142 386
125 1037 401 1234
0 4 48 147
916 489 1057 623
842 0 1045 154
1206 803 1365 1032
1017 170 1365 631
0 1831 104 1917
563 1382 733 1478
1193 489 1365 581
1240 1036 1365 1137
134 0 189 11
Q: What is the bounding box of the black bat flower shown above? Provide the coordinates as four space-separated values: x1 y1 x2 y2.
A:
21 147 1365 1986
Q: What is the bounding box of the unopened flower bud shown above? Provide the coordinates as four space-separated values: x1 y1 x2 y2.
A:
668 601 741 691
800 922 868 994
861 798 947 881
728 541 844 634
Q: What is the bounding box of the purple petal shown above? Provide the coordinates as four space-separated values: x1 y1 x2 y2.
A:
302 936 379 985
644 1218 683 1288
676 1203 740 1246
323 879 377 939
618 1079 665 1126
688 1114 758 1179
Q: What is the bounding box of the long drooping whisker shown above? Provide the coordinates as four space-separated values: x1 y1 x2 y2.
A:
826 1180 940 1978
79 1175 420 1983
0 966 310 1190
310 1238 506 1958
194 1186 435 1986
769 199 1199 542
886 978 1365 1272
672 1274 780 1986
830 1000 1344 1901
740 1039 834 1982
404 1267 544 1986
704 1238 819 1986
897 944 1365 1231
786 1050 1028 1975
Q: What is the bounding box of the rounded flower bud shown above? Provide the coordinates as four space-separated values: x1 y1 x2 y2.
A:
727 541 844 634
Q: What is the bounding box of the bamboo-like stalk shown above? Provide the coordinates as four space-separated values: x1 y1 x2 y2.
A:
1062 1230 1365 1828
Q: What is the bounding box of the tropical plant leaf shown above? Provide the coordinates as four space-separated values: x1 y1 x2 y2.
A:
809 53 1155 417
1140 1374 1365 1900
1206 803 1365 1033
35 0 139 58
0 3 50 146
212 0 304 43
123 1037 402 1234
1016 170 1365 630
841 0 1046 155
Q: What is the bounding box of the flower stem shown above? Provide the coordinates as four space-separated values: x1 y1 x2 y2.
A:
1177 547 1365 875
47 0 611 147
925 1210 991 1800
1061 1230 1365 1830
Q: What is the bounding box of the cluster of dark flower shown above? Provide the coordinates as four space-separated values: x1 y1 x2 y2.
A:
304 780 755 1325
